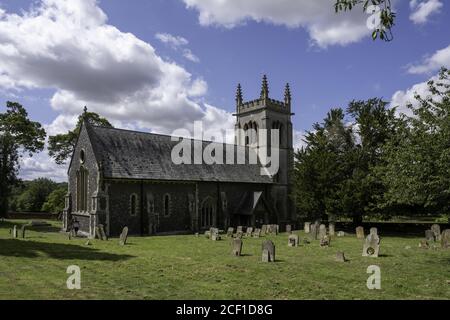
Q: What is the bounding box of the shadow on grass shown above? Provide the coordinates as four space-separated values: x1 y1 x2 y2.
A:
0 221 61 233
0 239 135 261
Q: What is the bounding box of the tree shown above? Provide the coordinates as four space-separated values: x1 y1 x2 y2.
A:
335 0 395 41
0 102 46 217
42 184 67 214
380 68 450 217
15 178 58 212
48 107 112 165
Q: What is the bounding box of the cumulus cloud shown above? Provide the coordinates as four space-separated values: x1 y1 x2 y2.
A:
409 0 443 24
155 32 200 63
407 44 450 74
182 0 372 48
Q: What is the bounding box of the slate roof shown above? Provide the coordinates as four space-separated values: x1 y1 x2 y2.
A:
86 124 273 184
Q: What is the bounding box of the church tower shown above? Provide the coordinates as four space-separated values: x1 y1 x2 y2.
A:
234 75 295 224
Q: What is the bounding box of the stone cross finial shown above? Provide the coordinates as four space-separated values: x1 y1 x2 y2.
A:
260 74 269 99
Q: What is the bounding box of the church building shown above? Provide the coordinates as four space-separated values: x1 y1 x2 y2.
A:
62 76 295 237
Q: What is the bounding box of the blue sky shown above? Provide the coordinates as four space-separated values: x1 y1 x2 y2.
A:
0 0 449 181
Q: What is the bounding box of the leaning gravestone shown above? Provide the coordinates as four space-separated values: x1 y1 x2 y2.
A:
320 235 330 247
329 223 335 237
232 238 243 256
288 234 299 247
20 225 27 239
441 229 450 249
246 227 253 237
304 222 311 234
362 228 380 257
262 240 275 262
335 252 346 262
98 224 108 241
227 227 234 237
431 224 441 241
119 226 129 246
425 230 435 242
356 226 365 239
12 225 18 239
252 228 261 238
319 224 327 239
286 224 292 234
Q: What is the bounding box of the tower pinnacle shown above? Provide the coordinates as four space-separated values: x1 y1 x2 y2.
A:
260 74 269 100
236 83 243 107
284 83 291 106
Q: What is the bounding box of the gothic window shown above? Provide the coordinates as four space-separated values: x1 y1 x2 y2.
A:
147 193 155 214
163 194 171 217
244 121 259 146
201 198 214 228
76 167 88 212
130 193 138 216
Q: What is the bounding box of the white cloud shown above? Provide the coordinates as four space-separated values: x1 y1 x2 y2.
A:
182 0 372 48
409 0 443 24
293 130 307 151
155 32 189 48
183 48 200 63
407 44 450 74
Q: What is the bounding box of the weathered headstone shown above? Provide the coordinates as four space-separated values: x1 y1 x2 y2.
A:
204 230 211 239
329 223 335 237
275 224 279 235
232 238 243 256
304 222 311 234
431 224 441 241
288 234 299 247
286 224 292 234
246 227 253 237
227 227 234 237
12 225 18 239
236 226 243 233
95 226 102 240
337 231 345 237
356 226 365 239
419 240 429 249
261 225 267 236
98 224 108 241
335 252 346 262
211 228 221 241
119 226 128 246
441 229 450 249
362 229 380 257
319 224 327 239
252 228 261 238
370 227 378 236
262 240 275 262
425 229 435 242
309 223 318 240
320 235 330 247
20 225 27 239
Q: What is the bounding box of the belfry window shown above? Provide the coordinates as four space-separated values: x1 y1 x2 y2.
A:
76 167 89 212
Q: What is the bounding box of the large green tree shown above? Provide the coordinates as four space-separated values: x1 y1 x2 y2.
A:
41 184 68 214
15 178 58 212
0 102 46 217
48 108 112 165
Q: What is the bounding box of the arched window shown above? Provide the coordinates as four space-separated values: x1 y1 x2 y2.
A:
76 167 88 212
147 193 155 214
163 194 171 217
201 198 215 228
130 194 138 216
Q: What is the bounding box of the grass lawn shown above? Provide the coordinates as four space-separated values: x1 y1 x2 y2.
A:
0 219 449 300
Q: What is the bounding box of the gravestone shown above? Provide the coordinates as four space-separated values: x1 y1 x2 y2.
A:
370 227 378 236
288 234 299 247
98 224 108 241
119 226 129 246
286 224 292 234
337 231 345 237
362 228 380 257
319 224 327 239
20 225 27 239
252 228 261 238
329 223 335 237
419 240 429 249
441 229 450 249
232 238 243 256
275 225 280 235
261 225 267 236
304 222 311 234
227 227 234 237
309 223 318 240
236 231 243 239
236 226 243 233
211 228 221 241
356 226 365 239
320 235 330 247
12 225 18 239
205 231 211 239
95 226 102 240
262 240 275 262
425 230 435 242
335 252 346 262
246 227 253 237
431 224 441 241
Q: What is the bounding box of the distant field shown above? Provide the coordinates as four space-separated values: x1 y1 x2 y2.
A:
0 219 449 300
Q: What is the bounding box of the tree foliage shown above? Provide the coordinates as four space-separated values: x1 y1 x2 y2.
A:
0 102 46 217
48 109 112 165
41 185 67 214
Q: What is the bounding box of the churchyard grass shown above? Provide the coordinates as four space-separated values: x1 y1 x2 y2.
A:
0 219 449 300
